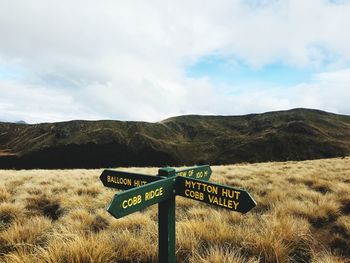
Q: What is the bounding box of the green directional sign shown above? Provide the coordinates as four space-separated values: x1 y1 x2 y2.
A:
100 169 162 190
101 164 256 263
175 165 212 181
175 176 256 213
107 176 176 219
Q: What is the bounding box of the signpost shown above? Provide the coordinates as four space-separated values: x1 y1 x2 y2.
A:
175 176 256 214
175 165 212 181
100 169 162 190
158 168 176 263
100 165 256 263
107 176 175 218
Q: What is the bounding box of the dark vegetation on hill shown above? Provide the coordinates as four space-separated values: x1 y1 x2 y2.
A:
0 108 349 169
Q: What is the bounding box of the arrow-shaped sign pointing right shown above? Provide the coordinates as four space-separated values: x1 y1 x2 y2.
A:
175 176 256 214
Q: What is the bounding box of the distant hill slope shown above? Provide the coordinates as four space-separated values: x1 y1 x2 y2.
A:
0 108 349 169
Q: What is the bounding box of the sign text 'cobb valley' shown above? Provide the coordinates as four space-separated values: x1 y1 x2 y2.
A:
175 176 256 213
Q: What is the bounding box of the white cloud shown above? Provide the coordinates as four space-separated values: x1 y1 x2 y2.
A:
211 68 350 116
0 0 350 123
0 80 103 123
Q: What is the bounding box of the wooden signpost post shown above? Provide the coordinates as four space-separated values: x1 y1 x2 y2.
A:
100 165 256 263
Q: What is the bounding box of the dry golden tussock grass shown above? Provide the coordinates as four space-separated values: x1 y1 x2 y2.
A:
0 157 349 263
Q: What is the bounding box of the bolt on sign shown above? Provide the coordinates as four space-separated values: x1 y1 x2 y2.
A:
100 165 256 263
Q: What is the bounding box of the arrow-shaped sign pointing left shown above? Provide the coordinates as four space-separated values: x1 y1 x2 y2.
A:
100 169 162 190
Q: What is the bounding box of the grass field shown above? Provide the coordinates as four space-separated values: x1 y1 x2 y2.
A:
0 157 349 263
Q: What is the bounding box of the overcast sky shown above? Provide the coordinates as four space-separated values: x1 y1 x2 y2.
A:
1 0 350 123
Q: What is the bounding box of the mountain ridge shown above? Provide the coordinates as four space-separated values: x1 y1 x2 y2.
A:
0 108 349 169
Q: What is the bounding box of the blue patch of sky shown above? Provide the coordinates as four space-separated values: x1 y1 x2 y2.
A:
310 44 341 67
0 64 78 89
244 0 280 9
0 64 26 81
186 56 315 91
328 0 350 5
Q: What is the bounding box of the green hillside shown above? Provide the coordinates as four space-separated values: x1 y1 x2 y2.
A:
0 108 349 168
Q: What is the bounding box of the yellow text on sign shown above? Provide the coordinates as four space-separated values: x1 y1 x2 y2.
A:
145 187 163 201
184 189 204 200
184 179 241 210
107 176 132 186
178 170 208 179
122 195 142 208
121 187 164 209
184 180 218 194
